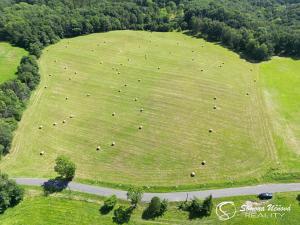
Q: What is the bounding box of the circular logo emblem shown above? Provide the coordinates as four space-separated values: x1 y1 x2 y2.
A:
216 201 237 221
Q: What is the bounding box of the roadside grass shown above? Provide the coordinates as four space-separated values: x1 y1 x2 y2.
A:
0 31 298 191
0 186 299 225
0 42 27 83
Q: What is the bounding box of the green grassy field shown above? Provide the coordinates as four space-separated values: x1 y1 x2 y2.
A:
0 31 288 190
0 187 299 225
0 42 26 83
260 58 300 172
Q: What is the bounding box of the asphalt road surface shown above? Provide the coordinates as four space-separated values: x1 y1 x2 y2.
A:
15 178 300 202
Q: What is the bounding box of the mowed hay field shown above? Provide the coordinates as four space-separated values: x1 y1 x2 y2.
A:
260 58 300 170
0 42 26 83
0 31 277 188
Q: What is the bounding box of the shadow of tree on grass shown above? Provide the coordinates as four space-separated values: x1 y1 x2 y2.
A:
42 177 70 195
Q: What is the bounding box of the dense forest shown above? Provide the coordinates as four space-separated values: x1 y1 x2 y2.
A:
0 0 299 60
0 0 299 155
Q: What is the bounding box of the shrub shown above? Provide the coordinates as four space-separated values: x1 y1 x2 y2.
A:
178 195 213 219
113 206 132 224
54 155 76 180
143 196 168 219
0 173 24 214
100 195 117 214
202 195 213 216
127 186 143 208
189 197 203 216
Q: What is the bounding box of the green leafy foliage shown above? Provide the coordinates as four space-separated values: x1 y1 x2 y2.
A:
0 172 24 214
54 155 76 180
142 196 168 219
126 187 144 208
100 195 117 214
113 206 132 224
178 195 213 219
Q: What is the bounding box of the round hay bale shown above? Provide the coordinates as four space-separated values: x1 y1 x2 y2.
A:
112 112 116 116
111 141 115 146
49 74 52 77
44 86 47 89
62 120 66 123
39 125 43 129
64 66 67 70
209 129 213 133
54 60 57 63
87 93 91 97
254 79 256 82
157 66 160 70
213 105 217 110
96 146 101 151
246 92 249 96
138 79 141 82
139 125 143 130
190 172 195 177
201 160 206 165
53 122 57 126
213 97 217 100
134 98 138 101
65 97 68 100
69 115 74 118
118 90 121 93
74 71 77 75
40 151 45 156
100 61 103 64
118 72 121 75
140 108 144 112
201 69 203 72
124 84 127 87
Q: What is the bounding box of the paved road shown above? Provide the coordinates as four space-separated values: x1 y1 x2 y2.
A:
15 178 300 202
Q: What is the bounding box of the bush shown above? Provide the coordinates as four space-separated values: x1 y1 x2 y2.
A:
202 195 213 216
297 194 300 202
100 195 117 214
178 195 213 219
113 206 132 224
143 196 168 219
127 186 143 208
160 199 168 215
0 173 24 214
189 197 203 216
54 155 76 180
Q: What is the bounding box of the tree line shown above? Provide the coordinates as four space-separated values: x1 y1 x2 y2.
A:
0 0 299 61
0 55 39 156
